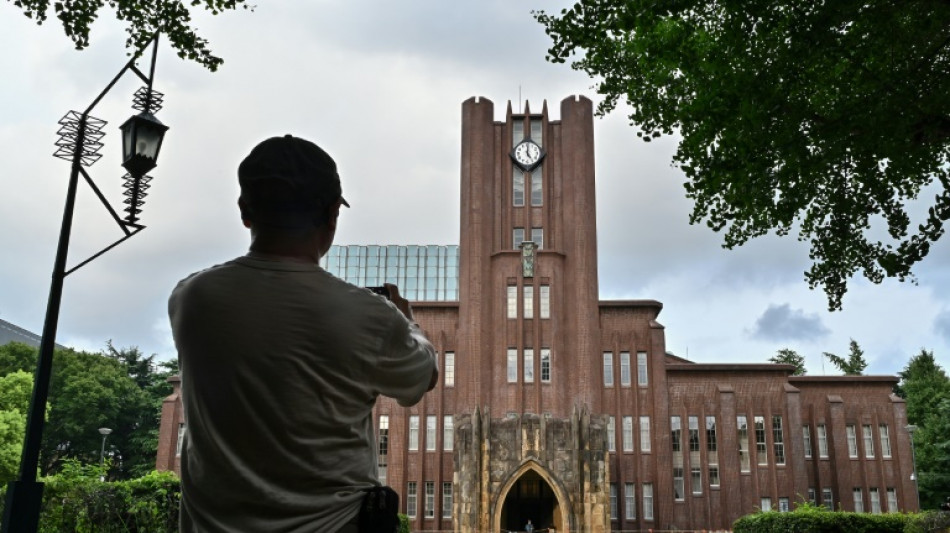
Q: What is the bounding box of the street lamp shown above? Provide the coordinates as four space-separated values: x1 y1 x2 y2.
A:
1 34 168 533
906 424 920 510
98 428 113 472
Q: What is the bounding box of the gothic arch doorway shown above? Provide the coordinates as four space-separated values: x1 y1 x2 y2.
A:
495 463 567 532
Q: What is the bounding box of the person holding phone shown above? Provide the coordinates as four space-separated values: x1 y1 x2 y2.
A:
169 134 438 532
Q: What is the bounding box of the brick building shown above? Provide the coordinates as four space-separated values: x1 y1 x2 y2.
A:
157 95 918 531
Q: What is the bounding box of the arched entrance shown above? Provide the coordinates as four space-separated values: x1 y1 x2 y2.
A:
496 464 566 532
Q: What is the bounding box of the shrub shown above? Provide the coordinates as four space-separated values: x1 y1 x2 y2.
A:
734 503 913 533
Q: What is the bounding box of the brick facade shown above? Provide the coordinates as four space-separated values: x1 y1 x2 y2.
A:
156 95 916 531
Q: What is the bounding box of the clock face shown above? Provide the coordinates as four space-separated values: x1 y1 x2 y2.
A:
512 140 543 170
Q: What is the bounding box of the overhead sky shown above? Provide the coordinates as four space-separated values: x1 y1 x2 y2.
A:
2 1 948 376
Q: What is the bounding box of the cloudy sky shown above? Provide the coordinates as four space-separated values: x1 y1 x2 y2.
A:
2 1 948 376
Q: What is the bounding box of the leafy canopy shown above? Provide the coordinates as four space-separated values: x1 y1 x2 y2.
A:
8 0 252 71
823 338 867 375
535 0 950 310
768 348 806 375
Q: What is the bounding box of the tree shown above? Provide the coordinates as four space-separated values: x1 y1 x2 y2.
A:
914 398 950 510
896 349 950 426
534 1 950 310
8 0 252 71
768 348 806 375
0 371 33 483
823 339 867 375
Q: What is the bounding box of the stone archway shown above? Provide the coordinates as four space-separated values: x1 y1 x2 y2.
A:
494 462 569 532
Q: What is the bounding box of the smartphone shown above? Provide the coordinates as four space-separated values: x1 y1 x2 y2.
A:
366 286 390 300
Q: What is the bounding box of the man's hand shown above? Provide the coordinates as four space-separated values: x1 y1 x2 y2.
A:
384 283 413 321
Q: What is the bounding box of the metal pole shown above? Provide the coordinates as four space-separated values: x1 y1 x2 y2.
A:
907 425 921 510
1 118 86 533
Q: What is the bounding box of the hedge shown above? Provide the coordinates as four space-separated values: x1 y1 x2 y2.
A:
734 503 950 533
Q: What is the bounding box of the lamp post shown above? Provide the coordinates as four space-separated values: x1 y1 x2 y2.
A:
98 428 113 470
906 424 920 510
1 34 168 533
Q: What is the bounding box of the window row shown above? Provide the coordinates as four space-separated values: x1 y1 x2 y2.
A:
506 348 552 383
405 481 453 520
802 423 892 460
507 284 550 319
385 414 455 454
513 227 543 249
512 168 543 207
603 351 648 387
736 415 785 470
806 487 900 513
606 415 652 454
608 482 655 522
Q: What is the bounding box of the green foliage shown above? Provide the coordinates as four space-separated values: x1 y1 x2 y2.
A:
0 342 175 480
398 513 410 533
7 0 253 71
535 0 950 310
897 350 950 426
733 504 912 533
0 460 180 532
769 348 807 375
904 510 950 533
824 339 868 375
914 398 950 510
0 370 33 483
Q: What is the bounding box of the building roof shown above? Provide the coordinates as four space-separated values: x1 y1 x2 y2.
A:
0 318 66 350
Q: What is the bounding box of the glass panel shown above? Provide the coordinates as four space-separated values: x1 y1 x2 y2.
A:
512 120 524 147
524 348 534 383
620 352 631 386
530 168 542 206
523 286 534 319
507 349 517 382
540 348 551 383
603 352 613 386
513 228 525 249
531 227 543 249
637 352 648 386
607 416 616 452
513 169 525 206
530 118 543 146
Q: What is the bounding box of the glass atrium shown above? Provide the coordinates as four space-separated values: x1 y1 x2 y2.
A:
321 245 460 301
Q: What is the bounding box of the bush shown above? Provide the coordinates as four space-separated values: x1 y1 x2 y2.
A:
734 502 915 533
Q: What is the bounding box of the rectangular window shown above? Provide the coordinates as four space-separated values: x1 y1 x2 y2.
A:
689 416 700 452
620 351 631 386
443 415 454 451
622 416 634 452
880 425 892 458
643 483 654 521
426 415 437 452
673 469 685 500
539 285 550 319
176 424 186 456
530 169 543 206
378 415 389 484
603 352 614 386
607 416 616 452
755 416 768 465
523 286 534 319
818 424 829 458
640 416 651 452
507 286 517 318
637 351 648 386
822 488 834 511
863 424 875 458
513 120 524 146
847 425 858 458
442 482 453 519
886 488 897 512
870 487 881 514
853 488 864 513
625 483 636 519
444 352 455 387
773 415 785 465
507 349 517 383
738 415 750 472
779 497 790 512
709 466 720 487
540 349 551 383
513 227 525 249
407 482 417 518
530 118 543 146
524 348 534 383
706 416 718 452
671 416 682 453
531 227 543 249
610 483 618 519
808 488 817 505
409 415 419 451
761 497 772 511
513 171 525 207
803 426 813 458
691 467 702 494
425 481 435 518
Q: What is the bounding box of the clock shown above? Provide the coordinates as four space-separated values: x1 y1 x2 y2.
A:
511 139 544 172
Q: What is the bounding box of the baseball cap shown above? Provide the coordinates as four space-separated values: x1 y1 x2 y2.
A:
238 134 350 227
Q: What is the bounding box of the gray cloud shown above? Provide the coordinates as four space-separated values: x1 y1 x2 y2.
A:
751 303 831 341
935 310 950 343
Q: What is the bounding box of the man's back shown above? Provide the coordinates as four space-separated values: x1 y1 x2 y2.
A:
170 255 435 532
